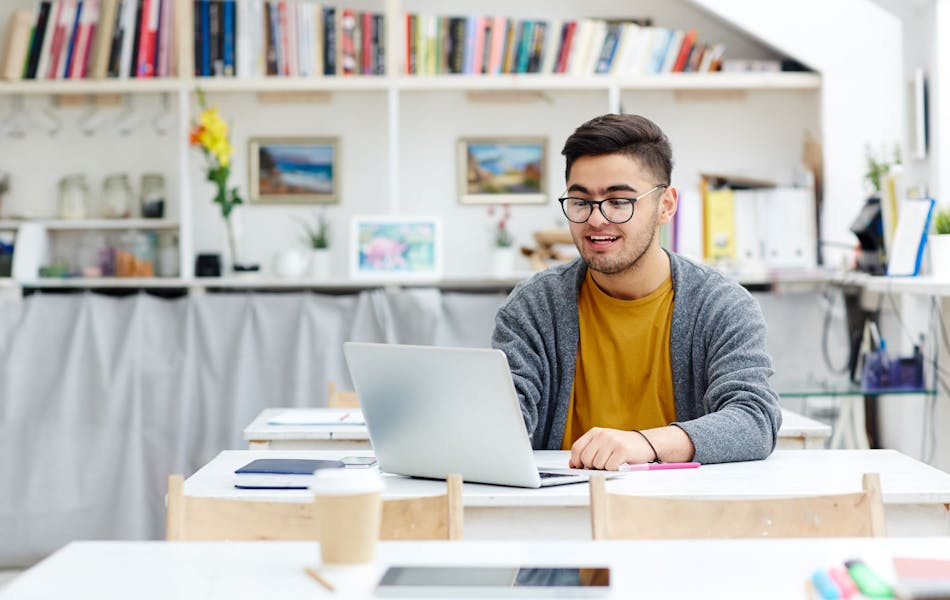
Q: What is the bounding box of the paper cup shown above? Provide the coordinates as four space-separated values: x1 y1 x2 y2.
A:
310 469 385 565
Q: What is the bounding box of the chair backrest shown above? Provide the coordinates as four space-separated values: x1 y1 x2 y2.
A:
166 473 463 541
328 381 360 408
589 473 885 540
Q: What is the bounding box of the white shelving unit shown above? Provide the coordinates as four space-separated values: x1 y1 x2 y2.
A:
0 219 179 230
0 0 823 289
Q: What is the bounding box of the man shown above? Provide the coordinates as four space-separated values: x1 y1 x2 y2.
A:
492 113 781 470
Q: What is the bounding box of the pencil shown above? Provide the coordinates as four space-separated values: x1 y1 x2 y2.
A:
305 567 335 593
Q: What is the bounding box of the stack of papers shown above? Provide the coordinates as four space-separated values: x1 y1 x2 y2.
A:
266 409 365 426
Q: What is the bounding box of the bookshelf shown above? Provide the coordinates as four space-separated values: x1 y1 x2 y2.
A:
0 0 824 286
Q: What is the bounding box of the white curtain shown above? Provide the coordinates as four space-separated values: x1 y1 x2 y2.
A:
0 289 506 566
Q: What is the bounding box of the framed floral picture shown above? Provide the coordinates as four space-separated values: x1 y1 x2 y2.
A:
248 137 339 204
350 216 442 280
457 137 547 204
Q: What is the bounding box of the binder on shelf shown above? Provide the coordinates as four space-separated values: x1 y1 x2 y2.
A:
887 197 935 277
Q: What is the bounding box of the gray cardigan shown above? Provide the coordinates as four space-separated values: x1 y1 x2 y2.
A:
491 252 781 464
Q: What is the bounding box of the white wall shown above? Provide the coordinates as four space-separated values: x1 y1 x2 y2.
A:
692 0 904 268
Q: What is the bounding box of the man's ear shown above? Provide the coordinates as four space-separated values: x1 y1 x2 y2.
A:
657 186 678 225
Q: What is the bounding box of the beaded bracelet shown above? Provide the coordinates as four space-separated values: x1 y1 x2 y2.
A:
632 429 660 463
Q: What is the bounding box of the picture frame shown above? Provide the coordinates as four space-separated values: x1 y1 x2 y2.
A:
457 137 547 205
248 137 339 204
350 215 442 280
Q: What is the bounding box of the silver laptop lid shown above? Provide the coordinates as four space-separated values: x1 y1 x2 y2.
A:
343 342 547 488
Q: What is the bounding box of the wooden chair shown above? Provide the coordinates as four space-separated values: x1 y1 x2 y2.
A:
589 473 885 540
166 474 463 541
327 381 360 408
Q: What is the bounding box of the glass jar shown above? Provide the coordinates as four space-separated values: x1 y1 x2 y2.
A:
140 173 166 219
115 230 156 277
100 173 133 218
57 174 89 220
157 233 179 277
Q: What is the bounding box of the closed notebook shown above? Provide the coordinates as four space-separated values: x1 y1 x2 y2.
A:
234 458 344 489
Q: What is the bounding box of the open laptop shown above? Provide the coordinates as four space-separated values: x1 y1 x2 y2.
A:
343 342 590 488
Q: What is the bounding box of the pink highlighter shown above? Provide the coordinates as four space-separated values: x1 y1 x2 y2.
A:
617 461 701 472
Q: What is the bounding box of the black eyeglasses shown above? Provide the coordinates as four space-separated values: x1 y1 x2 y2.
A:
558 184 668 224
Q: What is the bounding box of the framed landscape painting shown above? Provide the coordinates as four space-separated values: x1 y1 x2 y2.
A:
458 137 546 204
350 216 442 280
249 137 339 204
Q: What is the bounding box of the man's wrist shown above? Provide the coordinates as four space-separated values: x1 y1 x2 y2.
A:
631 429 659 462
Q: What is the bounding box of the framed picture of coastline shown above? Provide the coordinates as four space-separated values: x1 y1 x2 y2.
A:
248 137 339 204
350 215 442 280
457 137 547 204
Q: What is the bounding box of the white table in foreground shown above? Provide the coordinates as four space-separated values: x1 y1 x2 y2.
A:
3 538 948 600
243 407 830 450
185 449 950 539
244 408 370 450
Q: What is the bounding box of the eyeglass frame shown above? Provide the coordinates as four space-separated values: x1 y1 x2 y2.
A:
558 184 669 224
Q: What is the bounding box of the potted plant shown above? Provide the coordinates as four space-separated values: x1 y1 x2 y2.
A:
300 211 331 279
930 205 950 280
189 89 257 274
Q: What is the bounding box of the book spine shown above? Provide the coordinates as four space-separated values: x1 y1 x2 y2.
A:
128 0 143 77
24 3 52 79
373 12 383 75
74 0 99 78
361 11 371 75
62 0 83 79
222 0 234 76
275 0 288 76
47 1 74 79
486 16 505 74
1 9 33 81
89 0 116 78
37 0 62 79
264 2 277 75
322 6 335 75
339 8 355 75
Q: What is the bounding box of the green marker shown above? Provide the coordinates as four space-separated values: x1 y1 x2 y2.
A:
844 560 895 598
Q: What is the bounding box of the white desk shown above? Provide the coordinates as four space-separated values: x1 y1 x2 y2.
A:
243 407 830 450
243 408 371 450
185 449 950 539
4 538 948 600
776 408 831 449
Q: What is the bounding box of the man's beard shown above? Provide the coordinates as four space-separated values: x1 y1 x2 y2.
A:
584 216 657 276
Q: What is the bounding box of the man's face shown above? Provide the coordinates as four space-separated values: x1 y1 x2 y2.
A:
565 154 672 276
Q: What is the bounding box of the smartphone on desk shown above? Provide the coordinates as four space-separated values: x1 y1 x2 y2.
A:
341 456 377 468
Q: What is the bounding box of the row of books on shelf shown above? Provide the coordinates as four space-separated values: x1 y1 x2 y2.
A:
0 0 179 82
405 15 725 77
192 1 384 78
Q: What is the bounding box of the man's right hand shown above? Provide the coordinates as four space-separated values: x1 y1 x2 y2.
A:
568 427 656 470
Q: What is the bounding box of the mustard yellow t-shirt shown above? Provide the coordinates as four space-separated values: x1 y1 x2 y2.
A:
562 270 676 449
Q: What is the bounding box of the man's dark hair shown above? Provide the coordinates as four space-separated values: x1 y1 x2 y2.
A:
561 114 673 184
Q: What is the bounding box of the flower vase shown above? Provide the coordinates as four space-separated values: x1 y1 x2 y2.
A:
309 249 331 279
225 208 259 276
492 247 515 277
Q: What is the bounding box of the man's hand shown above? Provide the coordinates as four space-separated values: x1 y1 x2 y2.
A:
569 425 696 470
568 427 655 470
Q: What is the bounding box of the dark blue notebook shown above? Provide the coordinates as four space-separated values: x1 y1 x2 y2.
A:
234 458 344 489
